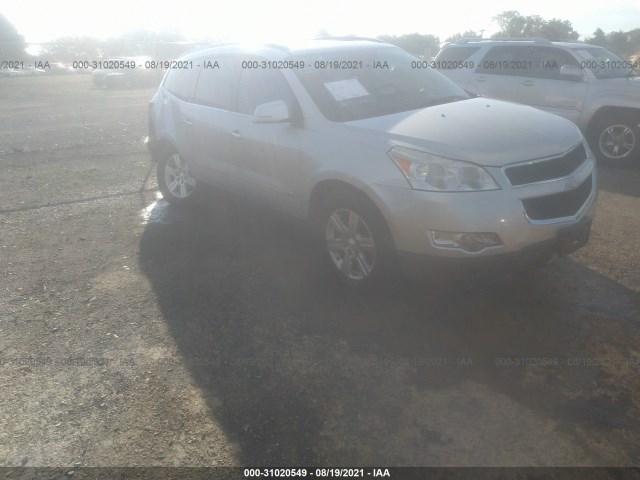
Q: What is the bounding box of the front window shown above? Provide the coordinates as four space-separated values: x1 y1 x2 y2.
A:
291 46 470 121
236 60 297 115
573 46 638 79
529 47 580 79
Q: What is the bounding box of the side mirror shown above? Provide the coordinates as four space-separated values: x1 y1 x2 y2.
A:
253 100 290 124
560 65 584 81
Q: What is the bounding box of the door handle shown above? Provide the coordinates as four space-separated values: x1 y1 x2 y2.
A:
521 80 535 86
229 130 242 139
182 118 193 126
475 76 486 83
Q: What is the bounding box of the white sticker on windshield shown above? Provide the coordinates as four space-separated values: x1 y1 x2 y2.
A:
324 79 369 101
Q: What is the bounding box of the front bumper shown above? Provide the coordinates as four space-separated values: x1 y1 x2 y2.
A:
397 217 592 278
367 155 597 267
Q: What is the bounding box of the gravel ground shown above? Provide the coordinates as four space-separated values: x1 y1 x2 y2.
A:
0 75 640 469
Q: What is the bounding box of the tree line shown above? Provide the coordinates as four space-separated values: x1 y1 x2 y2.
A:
379 11 640 59
1 11 639 62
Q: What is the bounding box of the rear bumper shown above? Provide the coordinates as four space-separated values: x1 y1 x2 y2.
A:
397 217 592 278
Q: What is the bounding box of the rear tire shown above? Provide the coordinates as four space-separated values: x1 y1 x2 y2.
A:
589 113 640 167
157 151 198 206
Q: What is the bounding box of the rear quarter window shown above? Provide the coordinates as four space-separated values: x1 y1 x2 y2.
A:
435 46 480 69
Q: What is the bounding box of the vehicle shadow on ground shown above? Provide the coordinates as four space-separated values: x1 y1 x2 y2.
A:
598 165 640 198
138 190 640 465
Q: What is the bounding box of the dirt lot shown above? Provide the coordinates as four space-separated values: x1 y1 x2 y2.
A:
1 75 640 469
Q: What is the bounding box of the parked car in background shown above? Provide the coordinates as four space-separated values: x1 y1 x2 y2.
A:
434 38 640 166
92 56 156 89
0 68 26 77
146 39 597 287
49 62 77 75
23 66 47 76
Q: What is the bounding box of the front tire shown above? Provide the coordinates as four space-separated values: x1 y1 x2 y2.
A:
318 189 395 289
589 113 640 166
157 151 198 205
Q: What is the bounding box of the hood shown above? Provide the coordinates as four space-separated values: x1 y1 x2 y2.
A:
591 75 640 98
600 75 640 86
345 98 583 166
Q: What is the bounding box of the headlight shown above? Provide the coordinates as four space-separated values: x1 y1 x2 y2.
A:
388 146 500 192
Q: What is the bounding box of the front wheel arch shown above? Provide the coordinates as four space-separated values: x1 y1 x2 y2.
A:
315 186 398 288
308 180 396 248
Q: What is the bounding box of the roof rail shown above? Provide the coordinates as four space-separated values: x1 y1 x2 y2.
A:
454 37 552 44
263 43 290 52
202 41 238 48
314 35 385 43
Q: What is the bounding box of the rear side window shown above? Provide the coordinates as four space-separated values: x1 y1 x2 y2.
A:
193 56 239 110
163 66 198 100
436 46 480 68
236 62 297 115
476 46 531 75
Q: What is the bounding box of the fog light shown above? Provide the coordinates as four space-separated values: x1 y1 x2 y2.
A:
431 231 502 252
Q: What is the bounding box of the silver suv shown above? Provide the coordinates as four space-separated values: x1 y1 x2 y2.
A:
434 38 640 166
147 39 597 287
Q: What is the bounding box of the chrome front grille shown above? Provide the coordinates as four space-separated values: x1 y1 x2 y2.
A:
505 144 587 186
522 174 592 220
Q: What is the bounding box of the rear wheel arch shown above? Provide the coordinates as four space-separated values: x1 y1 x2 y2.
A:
149 136 178 163
157 148 198 206
587 107 640 165
587 106 640 135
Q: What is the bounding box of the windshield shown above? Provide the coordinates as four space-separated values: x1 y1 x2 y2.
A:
573 46 638 79
291 46 470 121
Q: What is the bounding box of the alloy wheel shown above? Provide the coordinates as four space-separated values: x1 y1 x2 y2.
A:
164 153 196 199
598 124 636 160
325 208 376 281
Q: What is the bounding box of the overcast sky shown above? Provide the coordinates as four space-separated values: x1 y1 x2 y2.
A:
4 0 640 45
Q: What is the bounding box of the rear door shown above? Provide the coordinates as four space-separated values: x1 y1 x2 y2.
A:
433 46 480 90
187 56 240 187
515 46 587 123
471 45 531 101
